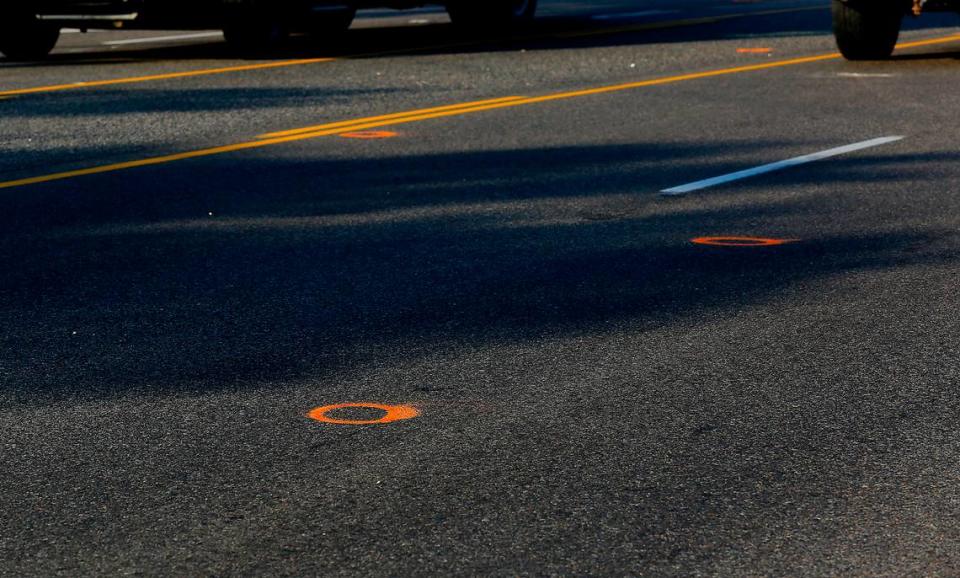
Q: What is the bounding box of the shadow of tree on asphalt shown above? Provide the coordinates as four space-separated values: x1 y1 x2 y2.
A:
2 137 960 578
0 141 957 403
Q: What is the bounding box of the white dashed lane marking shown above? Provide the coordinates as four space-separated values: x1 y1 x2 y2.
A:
660 136 905 195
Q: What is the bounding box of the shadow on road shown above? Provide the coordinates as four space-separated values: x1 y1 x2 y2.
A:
0 140 956 403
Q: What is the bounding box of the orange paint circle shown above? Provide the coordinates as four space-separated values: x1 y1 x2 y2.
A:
691 236 798 247
308 402 419 425
339 130 399 140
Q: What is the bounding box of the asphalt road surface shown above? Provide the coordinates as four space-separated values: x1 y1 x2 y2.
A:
3 1 960 575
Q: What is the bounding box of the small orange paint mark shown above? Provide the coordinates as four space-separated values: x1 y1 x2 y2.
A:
339 130 399 140
308 402 420 425
691 236 798 247
737 48 773 54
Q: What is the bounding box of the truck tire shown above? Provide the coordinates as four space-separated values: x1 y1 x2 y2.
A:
446 0 538 32
0 15 60 60
833 0 902 60
223 10 289 54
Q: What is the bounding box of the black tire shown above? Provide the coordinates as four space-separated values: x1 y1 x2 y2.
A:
832 0 903 60
223 11 289 55
446 0 538 32
0 14 60 61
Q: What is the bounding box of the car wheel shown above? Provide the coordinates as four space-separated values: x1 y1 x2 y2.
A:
0 14 60 60
833 0 903 60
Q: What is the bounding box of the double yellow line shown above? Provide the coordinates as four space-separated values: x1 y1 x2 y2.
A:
257 96 530 139
0 96 531 190
2 33 959 191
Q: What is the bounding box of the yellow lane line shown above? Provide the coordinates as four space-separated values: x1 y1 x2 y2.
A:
893 32 960 49
0 99 536 190
259 96 529 139
254 54 847 140
259 102 547 139
0 6 824 98
274 32 960 139
0 58 335 97
2 33 959 191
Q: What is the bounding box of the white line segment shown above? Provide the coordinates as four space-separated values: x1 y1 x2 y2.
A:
836 72 896 78
660 136 904 195
102 32 223 46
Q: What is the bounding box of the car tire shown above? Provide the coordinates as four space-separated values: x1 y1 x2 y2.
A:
446 0 538 32
223 11 289 55
833 0 902 60
0 15 60 61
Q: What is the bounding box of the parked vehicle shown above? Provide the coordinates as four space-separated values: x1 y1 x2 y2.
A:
833 0 957 60
0 0 538 60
